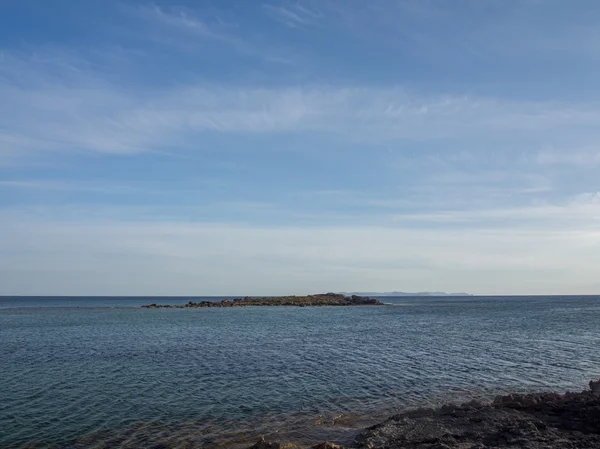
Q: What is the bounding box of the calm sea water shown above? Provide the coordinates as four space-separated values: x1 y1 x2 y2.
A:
1 296 599 448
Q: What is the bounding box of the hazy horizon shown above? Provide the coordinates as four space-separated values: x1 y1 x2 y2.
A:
2 1 600 296
3 293 600 299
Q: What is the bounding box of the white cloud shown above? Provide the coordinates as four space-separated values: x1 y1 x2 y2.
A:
2 217 600 296
1 187 600 296
132 4 295 65
4 2 600 297
0 179 188 196
3 51 600 161
324 0 600 61
138 4 221 38
0 180 66 189
392 192 600 227
537 147 600 166
263 3 323 28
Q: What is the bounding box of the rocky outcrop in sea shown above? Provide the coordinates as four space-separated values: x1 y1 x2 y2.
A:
249 380 600 449
142 293 384 308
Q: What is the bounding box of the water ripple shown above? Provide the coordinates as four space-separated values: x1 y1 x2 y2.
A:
1 296 599 448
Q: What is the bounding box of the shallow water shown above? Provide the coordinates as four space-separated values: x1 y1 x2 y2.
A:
1 296 599 448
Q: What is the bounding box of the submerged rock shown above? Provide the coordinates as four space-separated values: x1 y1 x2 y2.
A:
248 437 282 449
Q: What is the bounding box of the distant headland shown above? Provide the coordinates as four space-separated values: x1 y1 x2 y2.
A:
142 293 384 308
344 291 474 297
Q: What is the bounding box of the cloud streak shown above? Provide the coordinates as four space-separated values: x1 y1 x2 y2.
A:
537 147 600 166
3 1 600 295
263 3 323 28
133 4 295 65
2 217 600 296
3 52 600 160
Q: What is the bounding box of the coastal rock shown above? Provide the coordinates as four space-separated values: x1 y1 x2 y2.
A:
240 383 600 449
312 442 345 449
352 382 600 449
248 437 281 449
348 295 382 305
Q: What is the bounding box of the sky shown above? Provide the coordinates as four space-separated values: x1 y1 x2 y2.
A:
1 0 600 296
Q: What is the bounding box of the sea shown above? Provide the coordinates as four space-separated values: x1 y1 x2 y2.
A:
1 295 599 448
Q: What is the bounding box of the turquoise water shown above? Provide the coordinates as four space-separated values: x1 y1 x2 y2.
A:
1 296 599 448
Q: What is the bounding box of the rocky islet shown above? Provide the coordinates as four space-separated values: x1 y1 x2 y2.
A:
142 293 384 308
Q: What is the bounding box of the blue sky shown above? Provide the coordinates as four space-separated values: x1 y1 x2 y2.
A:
2 0 600 295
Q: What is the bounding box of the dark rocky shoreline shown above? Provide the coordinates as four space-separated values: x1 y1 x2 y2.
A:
249 380 600 449
142 293 384 308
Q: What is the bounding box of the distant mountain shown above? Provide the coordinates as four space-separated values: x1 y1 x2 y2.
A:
344 291 474 297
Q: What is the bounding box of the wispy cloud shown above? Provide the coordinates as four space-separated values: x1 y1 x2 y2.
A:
294 187 600 229
263 3 323 28
4 0 600 295
2 182 599 231
0 179 182 195
133 4 295 64
326 0 600 60
392 192 600 228
0 180 67 190
537 146 600 166
137 4 221 38
2 216 600 295
3 52 600 161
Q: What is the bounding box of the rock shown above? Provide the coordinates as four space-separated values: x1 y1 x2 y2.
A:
346 295 383 305
439 403 458 415
590 379 600 395
311 442 345 449
248 437 281 449
354 381 600 449
142 293 384 308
